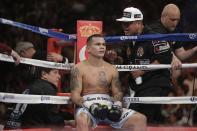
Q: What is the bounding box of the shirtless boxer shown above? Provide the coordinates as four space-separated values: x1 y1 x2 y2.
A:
70 34 147 131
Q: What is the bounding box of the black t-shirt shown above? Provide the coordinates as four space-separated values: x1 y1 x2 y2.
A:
21 79 65 127
148 20 183 51
128 26 173 92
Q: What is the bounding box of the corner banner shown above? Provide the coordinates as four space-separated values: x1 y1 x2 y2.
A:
76 20 102 63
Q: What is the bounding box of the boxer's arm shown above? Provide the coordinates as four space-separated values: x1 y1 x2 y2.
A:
111 68 123 102
70 66 84 107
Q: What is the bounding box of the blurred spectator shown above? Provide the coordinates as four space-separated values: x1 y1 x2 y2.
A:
0 102 7 127
15 41 35 59
192 89 197 125
182 69 197 96
14 41 68 85
15 41 66 62
104 47 123 64
161 91 179 124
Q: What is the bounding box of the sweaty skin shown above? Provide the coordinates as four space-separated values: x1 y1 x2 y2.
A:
80 60 119 95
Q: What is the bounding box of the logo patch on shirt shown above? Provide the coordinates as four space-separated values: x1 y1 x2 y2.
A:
153 41 170 54
135 59 150 65
137 47 144 57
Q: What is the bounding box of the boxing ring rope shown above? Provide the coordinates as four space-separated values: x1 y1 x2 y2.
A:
1 92 197 104
116 64 197 71
1 53 197 71
0 92 70 104
1 17 197 42
0 18 76 42
0 53 73 70
0 18 197 105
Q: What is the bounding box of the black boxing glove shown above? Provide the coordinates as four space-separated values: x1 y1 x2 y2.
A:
89 103 109 120
108 101 122 122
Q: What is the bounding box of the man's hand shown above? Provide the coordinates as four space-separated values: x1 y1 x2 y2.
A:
108 101 122 122
171 54 182 70
10 50 20 65
47 52 63 62
193 46 197 52
89 103 109 120
130 70 145 79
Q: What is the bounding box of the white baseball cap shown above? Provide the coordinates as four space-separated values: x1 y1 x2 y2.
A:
116 7 143 22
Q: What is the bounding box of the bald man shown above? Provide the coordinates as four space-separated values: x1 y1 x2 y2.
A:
161 4 180 32
150 3 197 62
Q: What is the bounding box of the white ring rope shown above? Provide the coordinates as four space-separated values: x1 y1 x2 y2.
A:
1 92 197 104
1 53 197 71
0 53 74 70
0 92 70 104
123 97 197 104
115 64 197 71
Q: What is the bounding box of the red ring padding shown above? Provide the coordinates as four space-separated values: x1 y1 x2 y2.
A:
3 128 51 131
4 126 197 131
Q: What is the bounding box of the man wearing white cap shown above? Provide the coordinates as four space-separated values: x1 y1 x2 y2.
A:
116 7 173 124
116 7 144 36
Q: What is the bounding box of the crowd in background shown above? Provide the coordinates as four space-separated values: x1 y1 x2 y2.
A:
0 0 197 128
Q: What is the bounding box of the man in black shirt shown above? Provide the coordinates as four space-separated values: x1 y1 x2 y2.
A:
149 3 197 62
6 67 73 129
150 3 197 126
21 68 63 127
116 7 173 124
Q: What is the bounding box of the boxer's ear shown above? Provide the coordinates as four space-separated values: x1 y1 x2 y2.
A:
86 46 91 53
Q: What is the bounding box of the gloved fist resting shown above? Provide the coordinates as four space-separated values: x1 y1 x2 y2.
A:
108 101 123 122
89 103 109 120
